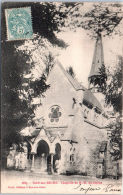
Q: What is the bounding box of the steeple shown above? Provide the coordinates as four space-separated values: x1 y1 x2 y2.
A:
88 34 105 91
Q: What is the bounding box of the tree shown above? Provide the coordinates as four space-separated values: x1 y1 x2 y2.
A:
2 2 122 155
90 55 122 161
1 2 68 46
89 56 122 115
109 118 122 161
89 64 107 93
68 3 122 161
106 56 122 161
16 35 57 124
105 56 122 114
1 2 67 149
1 39 50 148
63 2 123 38
81 3 123 37
91 55 122 115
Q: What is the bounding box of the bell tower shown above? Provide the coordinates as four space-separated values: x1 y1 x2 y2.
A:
88 34 105 92
88 34 106 108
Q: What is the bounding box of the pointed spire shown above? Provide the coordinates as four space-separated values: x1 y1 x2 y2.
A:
89 34 104 79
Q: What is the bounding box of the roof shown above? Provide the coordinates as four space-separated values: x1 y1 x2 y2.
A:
83 89 102 111
89 34 104 78
57 61 85 91
53 61 103 111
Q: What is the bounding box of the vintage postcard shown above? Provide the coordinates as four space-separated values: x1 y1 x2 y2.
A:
1 1 123 194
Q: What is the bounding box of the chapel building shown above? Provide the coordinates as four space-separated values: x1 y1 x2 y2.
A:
7 35 119 178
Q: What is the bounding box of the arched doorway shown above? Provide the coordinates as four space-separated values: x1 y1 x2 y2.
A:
53 143 61 173
35 140 49 173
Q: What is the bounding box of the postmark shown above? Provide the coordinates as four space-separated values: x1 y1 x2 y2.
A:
5 7 33 40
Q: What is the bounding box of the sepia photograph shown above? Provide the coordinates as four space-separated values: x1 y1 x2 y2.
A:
1 1 123 194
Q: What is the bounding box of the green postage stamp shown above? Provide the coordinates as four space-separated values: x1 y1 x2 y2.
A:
5 7 33 40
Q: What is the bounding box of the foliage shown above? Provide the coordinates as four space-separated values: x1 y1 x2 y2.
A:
105 56 123 114
108 119 122 161
76 2 122 160
1 39 50 148
82 3 123 37
89 54 122 114
2 1 69 148
90 55 122 160
2 2 67 47
89 64 107 92
106 57 122 161
1 2 123 151
63 2 123 38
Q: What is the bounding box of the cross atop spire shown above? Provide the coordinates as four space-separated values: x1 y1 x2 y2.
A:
89 34 104 79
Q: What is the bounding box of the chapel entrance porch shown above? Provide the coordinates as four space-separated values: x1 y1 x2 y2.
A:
31 140 61 174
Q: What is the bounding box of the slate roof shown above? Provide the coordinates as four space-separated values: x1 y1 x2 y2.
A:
83 89 102 111
89 34 104 78
57 61 85 91
57 61 103 111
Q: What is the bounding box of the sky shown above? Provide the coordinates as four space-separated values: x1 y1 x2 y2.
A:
57 29 123 87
